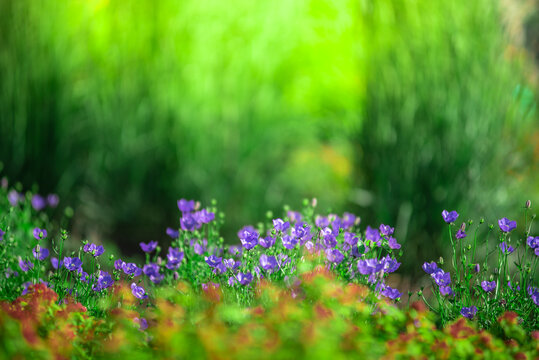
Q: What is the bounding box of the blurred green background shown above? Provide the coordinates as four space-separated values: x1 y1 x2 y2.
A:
1 0 538 277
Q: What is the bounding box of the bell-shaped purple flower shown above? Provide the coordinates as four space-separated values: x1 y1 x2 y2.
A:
19 258 34 272
460 306 477 320
93 271 114 291
455 229 467 240
387 237 401 250
140 241 158 253
325 248 344 264
131 283 148 299
83 243 105 257
422 261 440 274
195 209 215 224
481 280 496 293
342 212 357 229
31 195 46 211
498 217 517 233
237 272 253 286
63 257 83 272
273 218 290 233
177 199 195 213
259 236 275 248
439 286 454 296
282 235 299 250
259 254 278 271
365 226 381 245
166 247 184 270
122 262 143 276
166 227 179 239
143 263 164 284
180 213 200 231
526 236 538 250
32 246 49 261
205 255 222 268
442 210 459 224
134 317 148 331
379 224 394 236
499 241 514 254
238 226 259 250
33 228 47 240
431 270 451 286
47 194 59 208
381 286 401 300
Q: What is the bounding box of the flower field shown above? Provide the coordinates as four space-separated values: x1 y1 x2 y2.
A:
0 181 538 359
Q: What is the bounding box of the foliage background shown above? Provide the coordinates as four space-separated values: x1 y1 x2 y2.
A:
0 0 538 277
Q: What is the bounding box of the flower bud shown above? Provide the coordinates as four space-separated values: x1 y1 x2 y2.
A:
439 257 444 265
312 198 317 207
109 254 114 261
480 218 485 224
525 200 531 209
460 223 466 231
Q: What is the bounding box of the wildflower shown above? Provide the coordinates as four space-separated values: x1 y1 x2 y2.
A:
47 194 59 208
387 236 401 249
422 262 440 274
78 269 90 283
166 227 179 239
32 246 49 261
282 235 299 250
498 217 517 233
21 281 32 296
508 281 520 291
228 277 237 286
83 243 105 257
180 213 200 231
93 271 114 291
287 211 302 223
342 213 357 229
228 245 242 256
63 257 83 271
259 236 275 248
357 258 384 275
195 209 215 224
441 210 459 224
273 218 290 233
8 190 21 206
143 263 164 284
277 253 290 267
131 283 148 299
315 216 329 228
381 286 401 300
18 258 34 272
31 194 46 211
460 306 477 319
237 272 253 286
140 241 158 253
223 258 235 269
431 270 451 286
499 242 514 254
0 228 4 241
474 264 480 273
134 317 148 331
455 229 467 240
291 222 312 243
33 228 47 240
122 263 143 276
381 255 401 273
481 280 496 293
439 286 454 296
259 254 277 271
379 224 394 236
114 259 126 271
365 226 381 245
205 255 223 268
177 199 195 213
238 226 259 250
166 247 184 270
325 248 344 264
51 257 59 269
527 236 539 250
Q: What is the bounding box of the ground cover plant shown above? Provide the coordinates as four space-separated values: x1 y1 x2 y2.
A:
0 179 538 359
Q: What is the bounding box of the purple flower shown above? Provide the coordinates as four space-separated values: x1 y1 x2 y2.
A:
201 282 220 291
460 306 477 320
473 264 480 273
205 255 222 267
365 226 381 245
193 243 205 255
223 258 235 269
379 224 394 236
342 213 357 229
455 229 467 240
83 243 105 257
33 228 47 240
47 194 59 208
180 213 200 231
431 270 451 286
93 271 113 291
131 283 148 299
441 210 459 224
32 246 49 261
18 258 34 272
31 195 46 211
177 199 195 213
325 248 344 264
277 253 290 267
273 218 290 233
422 261 440 274
237 272 253 286
527 236 539 250
0 228 5 241
288 211 302 223
195 209 215 224
499 242 514 254
508 281 520 291
140 241 158 253
536 248 539 257
259 236 275 248
51 257 59 269
8 190 21 206
63 257 83 271
238 226 259 250
228 245 242 256
122 263 143 276
381 255 401 273
282 235 299 250
114 259 126 271
166 247 184 270
387 237 401 250
381 286 401 300
134 317 148 331
166 228 179 239
481 280 496 293
315 216 330 228
228 276 237 286
21 281 32 295
498 217 517 233
344 232 359 247
143 263 164 284
357 258 383 275
528 287 539 306
291 222 312 243
259 254 278 271
439 286 454 296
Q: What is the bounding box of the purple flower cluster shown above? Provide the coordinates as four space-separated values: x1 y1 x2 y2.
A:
177 198 215 232
441 210 459 224
140 241 158 253
30 194 59 211
83 243 105 257
527 236 539 256
32 246 50 261
460 306 477 320
92 271 114 291
499 242 514 255
422 261 454 296
481 280 496 293
131 282 148 299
